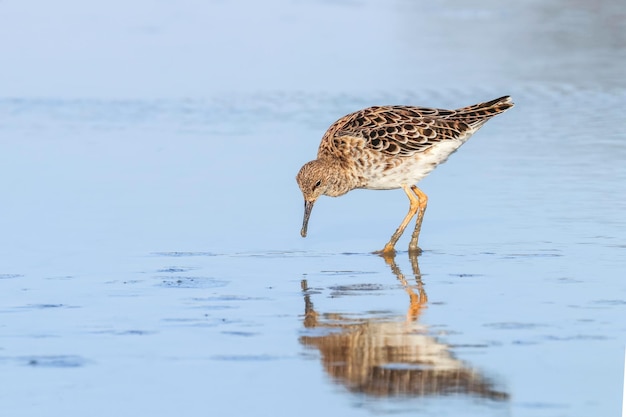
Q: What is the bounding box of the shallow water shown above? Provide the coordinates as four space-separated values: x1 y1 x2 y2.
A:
1 1 625 416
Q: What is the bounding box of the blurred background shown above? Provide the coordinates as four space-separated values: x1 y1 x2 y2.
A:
0 0 624 98
0 1 624 416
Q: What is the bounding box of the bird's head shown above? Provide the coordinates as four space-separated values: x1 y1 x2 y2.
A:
296 160 330 238
296 159 351 238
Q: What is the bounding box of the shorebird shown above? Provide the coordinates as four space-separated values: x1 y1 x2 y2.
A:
296 95 513 254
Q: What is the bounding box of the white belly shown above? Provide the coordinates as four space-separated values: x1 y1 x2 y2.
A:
362 140 464 190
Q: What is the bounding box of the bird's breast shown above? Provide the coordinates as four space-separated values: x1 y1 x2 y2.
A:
359 140 464 190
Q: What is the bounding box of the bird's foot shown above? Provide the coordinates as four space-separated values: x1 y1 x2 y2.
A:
373 244 397 261
408 244 423 256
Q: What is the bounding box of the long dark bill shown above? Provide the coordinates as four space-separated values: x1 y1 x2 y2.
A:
300 200 315 237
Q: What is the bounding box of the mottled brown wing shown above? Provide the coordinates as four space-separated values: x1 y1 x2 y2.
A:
319 106 470 158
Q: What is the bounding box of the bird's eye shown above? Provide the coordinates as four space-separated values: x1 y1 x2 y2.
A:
313 180 322 189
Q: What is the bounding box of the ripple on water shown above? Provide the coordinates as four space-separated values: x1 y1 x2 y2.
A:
116 330 155 336
157 266 200 273
501 252 563 259
189 295 267 302
161 317 239 328
221 331 258 337
151 251 216 257
484 322 550 330
156 276 229 289
328 283 386 297
210 354 282 361
90 329 157 336
448 273 484 278
542 334 608 341
16 304 80 310
321 270 378 275
591 299 626 306
0 273 23 279
12 355 91 368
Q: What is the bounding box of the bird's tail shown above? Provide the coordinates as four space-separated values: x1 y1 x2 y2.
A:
451 96 514 128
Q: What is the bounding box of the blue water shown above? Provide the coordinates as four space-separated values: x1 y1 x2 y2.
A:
1 1 625 416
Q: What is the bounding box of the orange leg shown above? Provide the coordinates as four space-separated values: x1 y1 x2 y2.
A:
379 184 422 255
408 185 428 253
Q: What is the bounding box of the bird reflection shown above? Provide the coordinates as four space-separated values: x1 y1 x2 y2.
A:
300 253 508 400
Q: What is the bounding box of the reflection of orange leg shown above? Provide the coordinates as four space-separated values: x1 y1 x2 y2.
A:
408 186 428 254
383 252 428 321
379 185 420 255
301 280 319 328
407 251 427 318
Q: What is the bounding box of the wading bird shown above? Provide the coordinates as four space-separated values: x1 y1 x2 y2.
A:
296 95 513 254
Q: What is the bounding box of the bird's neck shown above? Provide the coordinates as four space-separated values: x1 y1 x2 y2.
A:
320 158 359 197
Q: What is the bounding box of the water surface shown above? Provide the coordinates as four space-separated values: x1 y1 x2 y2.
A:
1 1 625 416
